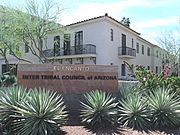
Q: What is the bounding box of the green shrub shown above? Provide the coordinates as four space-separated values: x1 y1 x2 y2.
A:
0 75 17 87
118 84 137 100
0 87 68 135
148 87 180 129
80 90 118 128
118 94 150 130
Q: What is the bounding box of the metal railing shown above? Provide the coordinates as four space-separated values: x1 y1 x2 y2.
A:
118 47 136 57
43 44 96 57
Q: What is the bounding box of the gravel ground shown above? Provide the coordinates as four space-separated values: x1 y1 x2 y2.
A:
59 114 179 135
60 126 178 135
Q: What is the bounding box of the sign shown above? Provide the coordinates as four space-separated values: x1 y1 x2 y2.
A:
17 64 118 94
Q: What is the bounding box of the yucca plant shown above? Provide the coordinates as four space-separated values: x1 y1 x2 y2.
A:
11 88 68 135
80 90 118 128
0 86 28 134
118 94 150 130
148 87 180 129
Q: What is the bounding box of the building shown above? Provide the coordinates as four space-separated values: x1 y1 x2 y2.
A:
0 13 170 79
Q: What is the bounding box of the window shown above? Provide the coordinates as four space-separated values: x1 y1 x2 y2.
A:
75 31 83 54
132 38 134 48
75 31 83 46
156 66 158 74
136 43 139 53
159 67 161 73
121 64 126 76
147 47 150 56
121 34 126 55
54 36 60 56
64 34 71 55
110 29 113 41
25 42 29 53
147 66 150 70
156 50 158 58
142 45 144 55
2 64 17 75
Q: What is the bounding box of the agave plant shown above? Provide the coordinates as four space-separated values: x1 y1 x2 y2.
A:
0 86 28 134
11 88 68 135
0 87 68 135
118 94 150 130
80 90 118 128
148 87 180 129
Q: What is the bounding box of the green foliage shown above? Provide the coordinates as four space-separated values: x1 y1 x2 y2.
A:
148 88 180 129
0 86 28 134
118 94 150 130
0 87 68 135
80 90 118 128
166 77 180 94
118 84 138 100
0 75 17 87
134 65 180 95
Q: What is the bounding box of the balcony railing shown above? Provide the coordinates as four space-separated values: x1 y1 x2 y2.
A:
118 47 136 57
42 44 96 57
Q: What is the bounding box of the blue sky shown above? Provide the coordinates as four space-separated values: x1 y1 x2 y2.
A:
1 0 180 45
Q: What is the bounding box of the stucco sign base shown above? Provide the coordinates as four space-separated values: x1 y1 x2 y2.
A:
17 64 118 94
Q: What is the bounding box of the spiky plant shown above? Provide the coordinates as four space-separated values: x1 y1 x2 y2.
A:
80 90 118 128
0 87 68 135
148 87 180 129
0 86 28 134
118 94 150 130
11 88 68 135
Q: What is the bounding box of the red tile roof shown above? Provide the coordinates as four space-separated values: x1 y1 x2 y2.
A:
66 13 140 35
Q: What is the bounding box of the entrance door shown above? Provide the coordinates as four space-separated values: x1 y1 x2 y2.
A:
121 64 126 76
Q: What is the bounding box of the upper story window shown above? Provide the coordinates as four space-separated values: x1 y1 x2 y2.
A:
136 43 139 53
75 31 83 46
147 47 150 56
122 34 126 47
156 50 158 58
142 45 144 55
64 34 71 45
110 29 113 41
54 35 60 56
64 34 71 55
25 42 29 53
132 38 134 48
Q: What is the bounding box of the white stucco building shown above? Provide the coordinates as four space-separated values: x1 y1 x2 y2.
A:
0 13 170 79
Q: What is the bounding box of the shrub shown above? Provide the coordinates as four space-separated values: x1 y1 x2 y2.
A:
0 87 68 135
148 87 180 129
0 75 17 87
118 84 137 100
80 90 118 128
118 94 150 130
